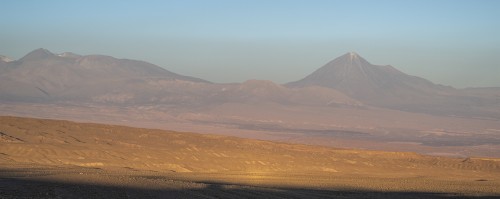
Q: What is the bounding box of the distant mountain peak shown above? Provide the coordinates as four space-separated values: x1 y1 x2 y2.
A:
0 48 211 100
31 48 53 55
287 52 448 106
57 52 81 58
0 55 13 62
20 48 55 61
340 51 367 62
349 52 358 58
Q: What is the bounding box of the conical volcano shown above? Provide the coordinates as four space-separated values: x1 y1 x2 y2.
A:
19 48 55 61
287 52 453 106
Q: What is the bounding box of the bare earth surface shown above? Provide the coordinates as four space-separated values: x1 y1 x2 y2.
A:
2 102 499 158
1 116 499 198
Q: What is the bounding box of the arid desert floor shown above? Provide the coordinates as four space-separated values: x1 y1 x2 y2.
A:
1 116 499 198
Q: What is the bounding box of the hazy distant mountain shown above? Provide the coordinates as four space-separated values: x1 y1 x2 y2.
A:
12 48 208 81
219 79 362 107
0 55 12 73
2 50 499 159
1 49 498 119
0 48 209 102
0 49 363 108
287 52 500 119
0 55 13 63
56 52 82 59
287 52 454 104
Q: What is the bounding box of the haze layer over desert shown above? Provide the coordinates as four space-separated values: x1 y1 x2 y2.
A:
1 48 500 198
2 1 500 198
2 49 499 158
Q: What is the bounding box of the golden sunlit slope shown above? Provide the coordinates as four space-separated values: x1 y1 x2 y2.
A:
1 116 498 174
1 116 499 197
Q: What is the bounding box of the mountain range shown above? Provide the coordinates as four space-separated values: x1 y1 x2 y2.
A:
0 48 207 102
287 52 500 118
1 48 500 158
0 48 362 108
1 48 498 118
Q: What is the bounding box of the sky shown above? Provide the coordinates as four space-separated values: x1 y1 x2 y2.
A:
1 0 499 88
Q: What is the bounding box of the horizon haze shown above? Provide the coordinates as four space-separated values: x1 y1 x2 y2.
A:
2 1 500 198
2 47 500 159
1 0 500 88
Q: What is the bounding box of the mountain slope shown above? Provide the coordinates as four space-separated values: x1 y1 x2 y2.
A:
0 55 13 63
1 49 498 119
0 48 209 102
1 115 498 175
287 52 453 104
287 52 500 119
0 49 362 108
208 79 362 107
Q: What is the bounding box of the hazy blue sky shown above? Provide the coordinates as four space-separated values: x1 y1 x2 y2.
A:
1 0 499 88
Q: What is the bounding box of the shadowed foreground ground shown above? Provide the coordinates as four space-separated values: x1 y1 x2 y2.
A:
2 179 495 199
1 168 497 199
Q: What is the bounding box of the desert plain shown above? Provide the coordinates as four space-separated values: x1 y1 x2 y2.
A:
1 116 499 198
